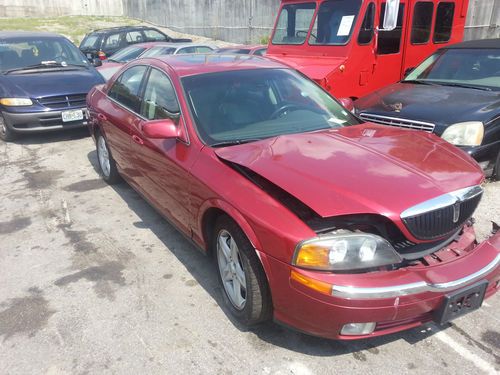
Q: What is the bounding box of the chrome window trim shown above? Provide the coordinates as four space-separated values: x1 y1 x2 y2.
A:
400 185 483 219
331 253 500 299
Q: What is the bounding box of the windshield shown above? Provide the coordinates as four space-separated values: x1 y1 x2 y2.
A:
0 37 88 73
272 3 316 45
405 48 500 90
182 68 360 146
141 46 176 58
309 0 362 45
109 46 147 62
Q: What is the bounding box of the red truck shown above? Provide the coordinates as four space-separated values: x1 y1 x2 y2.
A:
266 0 469 99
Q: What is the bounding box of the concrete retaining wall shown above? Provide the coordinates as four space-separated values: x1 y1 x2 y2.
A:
0 0 123 17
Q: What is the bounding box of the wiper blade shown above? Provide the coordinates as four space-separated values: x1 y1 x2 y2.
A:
210 138 262 148
4 62 87 74
436 82 492 92
401 80 438 86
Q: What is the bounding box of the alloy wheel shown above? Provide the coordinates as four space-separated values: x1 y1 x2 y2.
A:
217 229 247 310
97 136 111 178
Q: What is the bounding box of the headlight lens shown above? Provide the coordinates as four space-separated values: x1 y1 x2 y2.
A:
0 98 33 106
441 121 484 146
293 233 402 271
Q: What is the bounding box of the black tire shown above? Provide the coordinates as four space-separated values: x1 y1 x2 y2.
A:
213 215 272 326
493 150 500 181
96 131 121 184
0 113 16 142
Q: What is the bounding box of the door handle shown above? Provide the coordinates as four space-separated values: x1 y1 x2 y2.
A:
97 113 107 121
132 134 144 145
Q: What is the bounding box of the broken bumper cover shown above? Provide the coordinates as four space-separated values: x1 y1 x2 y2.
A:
260 230 500 340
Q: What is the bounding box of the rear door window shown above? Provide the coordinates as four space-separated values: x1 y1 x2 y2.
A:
357 2 375 45
104 33 123 49
195 46 213 53
108 65 148 113
178 46 196 54
141 46 176 57
126 31 144 44
80 34 100 49
411 2 434 44
377 3 405 54
434 2 455 43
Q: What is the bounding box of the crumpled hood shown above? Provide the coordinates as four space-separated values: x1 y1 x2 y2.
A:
266 54 345 81
0 68 104 98
215 124 483 218
355 82 500 129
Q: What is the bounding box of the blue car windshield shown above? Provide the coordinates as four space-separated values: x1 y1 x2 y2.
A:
405 48 500 90
0 37 88 73
182 68 361 146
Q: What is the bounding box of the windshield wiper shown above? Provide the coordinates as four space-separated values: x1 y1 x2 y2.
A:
435 82 492 92
4 62 87 74
210 138 263 148
401 80 438 86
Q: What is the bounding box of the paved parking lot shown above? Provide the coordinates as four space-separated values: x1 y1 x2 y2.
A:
0 130 499 375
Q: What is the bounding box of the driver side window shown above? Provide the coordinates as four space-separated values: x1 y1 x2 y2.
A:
140 69 180 120
108 65 147 113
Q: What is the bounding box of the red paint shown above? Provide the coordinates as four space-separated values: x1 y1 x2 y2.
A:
87 56 499 340
266 0 469 98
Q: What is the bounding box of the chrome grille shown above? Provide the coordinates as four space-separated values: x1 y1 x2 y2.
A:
38 94 87 109
401 186 483 240
360 113 436 133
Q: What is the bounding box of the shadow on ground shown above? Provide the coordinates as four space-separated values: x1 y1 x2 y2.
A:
11 128 90 145
87 149 449 357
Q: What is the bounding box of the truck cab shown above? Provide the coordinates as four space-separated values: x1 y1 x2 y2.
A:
266 0 469 98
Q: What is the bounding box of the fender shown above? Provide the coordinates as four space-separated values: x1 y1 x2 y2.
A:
196 198 263 252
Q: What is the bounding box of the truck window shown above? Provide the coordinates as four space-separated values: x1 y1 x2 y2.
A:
411 2 434 44
434 2 455 43
309 0 362 45
358 2 375 45
271 3 316 45
377 3 405 54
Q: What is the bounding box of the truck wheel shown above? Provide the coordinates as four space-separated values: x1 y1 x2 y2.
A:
213 215 272 326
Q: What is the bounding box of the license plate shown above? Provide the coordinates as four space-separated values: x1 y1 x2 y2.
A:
86 53 93 59
62 109 84 123
434 280 488 325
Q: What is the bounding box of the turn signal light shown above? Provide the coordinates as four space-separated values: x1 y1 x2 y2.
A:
290 270 332 295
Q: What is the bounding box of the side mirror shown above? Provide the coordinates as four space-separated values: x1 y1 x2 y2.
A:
338 97 354 112
92 58 103 67
382 0 400 31
143 119 178 139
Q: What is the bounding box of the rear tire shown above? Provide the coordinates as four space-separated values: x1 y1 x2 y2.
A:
96 131 121 184
213 215 272 327
0 114 16 142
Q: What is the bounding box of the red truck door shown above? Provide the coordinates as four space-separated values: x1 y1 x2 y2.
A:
369 0 408 92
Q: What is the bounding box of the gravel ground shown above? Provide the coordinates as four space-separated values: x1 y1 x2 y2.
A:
0 130 499 375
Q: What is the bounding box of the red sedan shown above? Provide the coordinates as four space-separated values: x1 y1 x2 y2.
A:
87 54 500 340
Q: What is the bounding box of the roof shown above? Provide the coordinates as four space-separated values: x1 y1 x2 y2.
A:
134 42 213 50
446 38 500 49
0 31 64 39
148 54 287 77
92 25 160 33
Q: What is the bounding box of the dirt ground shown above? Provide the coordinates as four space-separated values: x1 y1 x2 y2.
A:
0 129 499 375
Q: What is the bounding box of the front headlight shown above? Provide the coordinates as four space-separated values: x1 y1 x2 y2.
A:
0 98 33 107
441 121 484 146
293 233 402 271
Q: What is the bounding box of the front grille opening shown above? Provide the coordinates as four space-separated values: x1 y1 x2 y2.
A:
403 193 482 241
38 94 87 110
360 113 436 133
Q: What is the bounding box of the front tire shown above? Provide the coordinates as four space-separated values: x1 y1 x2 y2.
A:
213 216 272 326
493 150 500 181
96 131 120 184
0 114 16 142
